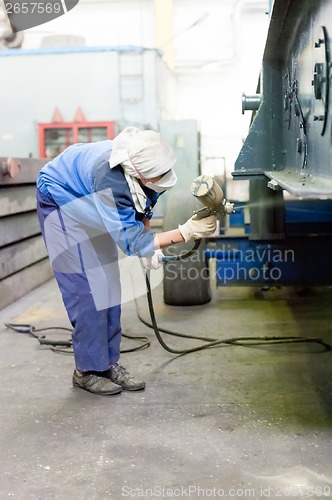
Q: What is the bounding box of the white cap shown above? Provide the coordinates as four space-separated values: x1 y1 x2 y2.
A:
109 127 177 186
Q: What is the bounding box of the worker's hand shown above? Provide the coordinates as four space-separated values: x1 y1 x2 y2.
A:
178 215 217 242
142 249 164 270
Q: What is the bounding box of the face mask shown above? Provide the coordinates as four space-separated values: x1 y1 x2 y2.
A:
145 182 173 193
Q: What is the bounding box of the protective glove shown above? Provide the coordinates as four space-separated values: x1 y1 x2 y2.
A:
178 215 217 242
142 249 164 270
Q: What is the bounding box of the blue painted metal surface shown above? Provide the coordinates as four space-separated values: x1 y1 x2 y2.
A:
206 235 332 286
284 199 332 235
209 198 332 286
229 206 245 228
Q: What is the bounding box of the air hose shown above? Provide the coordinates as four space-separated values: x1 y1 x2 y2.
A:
4 323 150 354
5 242 332 355
160 239 201 262
136 241 332 355
139 269 331 355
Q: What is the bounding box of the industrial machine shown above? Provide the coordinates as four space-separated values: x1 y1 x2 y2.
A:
163 0 332 306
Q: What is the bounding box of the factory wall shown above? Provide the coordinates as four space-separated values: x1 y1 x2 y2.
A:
173 0 269 200
5 0 268 199
0 47 177 158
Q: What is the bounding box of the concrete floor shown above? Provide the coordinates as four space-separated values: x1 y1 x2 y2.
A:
1 278 332 499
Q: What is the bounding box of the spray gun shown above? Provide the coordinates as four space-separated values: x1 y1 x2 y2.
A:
191 174 234 219
160 175 234 263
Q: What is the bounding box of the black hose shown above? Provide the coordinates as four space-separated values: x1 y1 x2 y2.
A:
140 269 332 355
4 323 150 353
161 239 201 262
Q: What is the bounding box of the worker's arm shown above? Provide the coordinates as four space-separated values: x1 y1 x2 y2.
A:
154 216 217 249
154 228 184 249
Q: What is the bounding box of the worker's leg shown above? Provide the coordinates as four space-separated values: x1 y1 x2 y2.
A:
77 232 122 367
52 268 120 372
36 189 122 372
79 233 145 390
74 236 145 390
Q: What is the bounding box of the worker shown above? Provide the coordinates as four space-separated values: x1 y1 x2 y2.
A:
36 127 217 396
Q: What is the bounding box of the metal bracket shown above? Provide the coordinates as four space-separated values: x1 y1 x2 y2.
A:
265 170 332 198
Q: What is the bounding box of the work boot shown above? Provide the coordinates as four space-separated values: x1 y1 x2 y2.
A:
72 371 122 395
106 364 146 391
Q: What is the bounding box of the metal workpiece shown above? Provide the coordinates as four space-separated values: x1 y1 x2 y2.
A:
264 170 332 198
312 26 330 136
0 157 46 184
233 62 283 179
248 179 284 240
0 158 20 179
0 155 50 309
233 0 332 198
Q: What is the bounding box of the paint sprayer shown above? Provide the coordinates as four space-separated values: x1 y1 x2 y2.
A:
191 174 234 219
161 175 234 263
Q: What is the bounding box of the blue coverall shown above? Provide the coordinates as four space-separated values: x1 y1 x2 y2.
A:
36 140 159 372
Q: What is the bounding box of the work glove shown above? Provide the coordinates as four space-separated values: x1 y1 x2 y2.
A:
178 215 217 242
142 249 164 270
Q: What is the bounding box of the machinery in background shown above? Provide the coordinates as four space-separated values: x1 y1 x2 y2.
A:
163 0 332 306
0 3 23 48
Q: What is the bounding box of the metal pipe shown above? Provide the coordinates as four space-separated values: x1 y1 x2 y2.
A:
241 93 262 114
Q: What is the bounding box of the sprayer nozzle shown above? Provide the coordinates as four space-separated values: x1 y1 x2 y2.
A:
223 201 235 214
